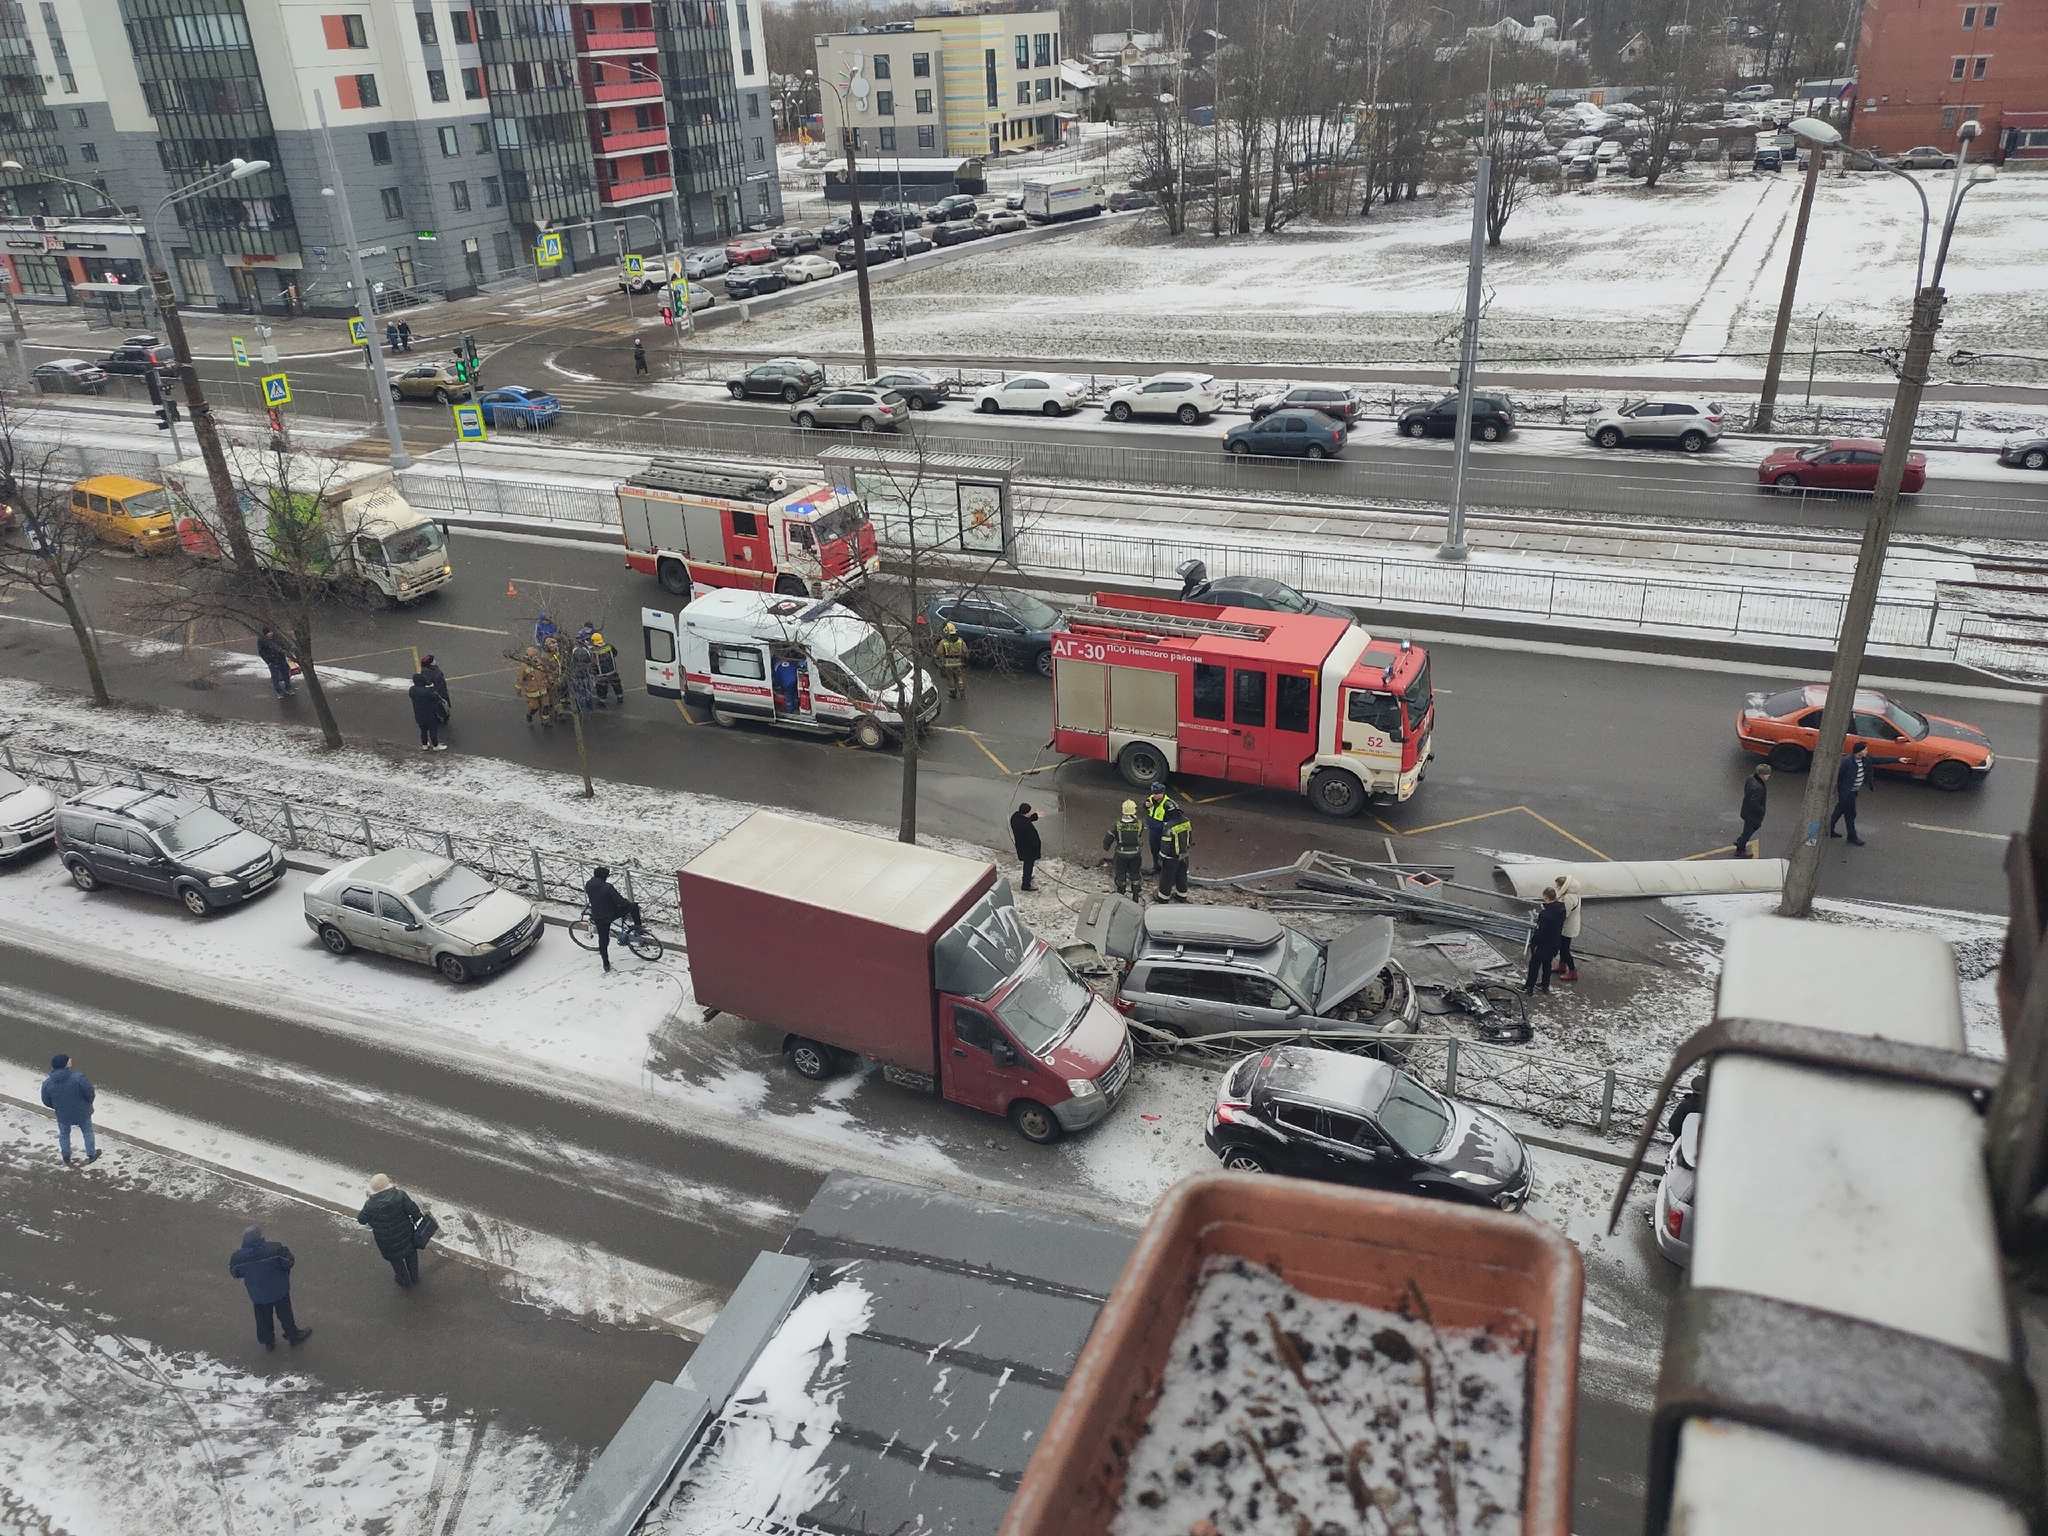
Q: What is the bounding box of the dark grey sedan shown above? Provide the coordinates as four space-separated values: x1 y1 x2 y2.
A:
33 359 110 394
1999 436 2048 472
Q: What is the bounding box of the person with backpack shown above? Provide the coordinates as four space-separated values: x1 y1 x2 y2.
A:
1103 800 1146 899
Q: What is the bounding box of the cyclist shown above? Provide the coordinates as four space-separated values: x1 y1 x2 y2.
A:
583 865 642 974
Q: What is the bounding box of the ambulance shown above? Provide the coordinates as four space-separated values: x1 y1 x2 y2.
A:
617 459 879 601
1049 593 1434 816
643 589 941 748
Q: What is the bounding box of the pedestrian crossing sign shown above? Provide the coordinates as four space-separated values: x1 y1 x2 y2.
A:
348 316 369 346
261 372 291 406
231 336 249 367
538 231 564 266
623 254 644 278
453 403 487 441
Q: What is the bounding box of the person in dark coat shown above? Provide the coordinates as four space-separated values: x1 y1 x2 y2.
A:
397 320 413 352
409 672 450 751
40 1053 98 1165
585 865 642 973
633 337 648 375
256 627 293 696
1829 742 1870 846
1734 763 1771 858
418 654 450 710
1524 889 1567 995
230 1224 311 1349
358 1173 425 1287
1010 804 1042 891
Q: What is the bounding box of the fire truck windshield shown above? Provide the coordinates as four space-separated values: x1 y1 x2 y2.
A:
1401 656 1433 721
812 501 869 544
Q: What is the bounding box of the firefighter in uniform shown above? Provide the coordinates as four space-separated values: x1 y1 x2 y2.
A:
1104 799 1147 900
937 623 969 700
1143 784 1172 874
516 647 554 725
1157 801 1193 902
591 631 624 706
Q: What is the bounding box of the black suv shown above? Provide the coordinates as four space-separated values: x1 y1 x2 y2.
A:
819 216 870 245
1205 1044 1532 1210
1250 384 1360 424
98 341 173 376
929 194 979 223
55 785 285 916
870 203 924 233
1397 393 1516 442
930 219 984 247
768 226 823 255
726 357 824 402
723 265 788 300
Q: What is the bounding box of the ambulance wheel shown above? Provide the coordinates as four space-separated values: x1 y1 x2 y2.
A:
1010 1100 1063 1145
712 709 742 728
788 1037 836 1080
851 714 888 750
1308 768 1366 818
1117 741 1168 789
657 559 693 598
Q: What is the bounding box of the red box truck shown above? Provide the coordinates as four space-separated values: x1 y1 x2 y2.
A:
679 811 1134 1144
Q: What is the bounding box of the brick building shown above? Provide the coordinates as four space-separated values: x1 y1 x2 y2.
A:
1851 0 2048 161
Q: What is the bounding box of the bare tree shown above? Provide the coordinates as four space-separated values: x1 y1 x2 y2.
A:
1634 0 1729 187
0 399 112 705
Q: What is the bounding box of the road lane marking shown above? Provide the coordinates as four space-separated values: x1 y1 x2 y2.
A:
510 577 601 592
1371 804 1613 861
1682 845 1738 860
1907 822 2006 841
933 725 1011 775
418 619 512 635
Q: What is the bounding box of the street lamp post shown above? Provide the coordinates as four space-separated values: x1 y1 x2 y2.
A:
1804 304 1832 407
314 90 411 468
810 66 879 376
1754 116 1841 433
1779 123 1997 918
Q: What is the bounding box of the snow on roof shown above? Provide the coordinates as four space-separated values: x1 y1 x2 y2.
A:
1060 59 1102 88
683 809 994 932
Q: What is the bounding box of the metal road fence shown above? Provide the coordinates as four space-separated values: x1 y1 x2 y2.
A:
1403 1034 1661 1138
0 743 682 932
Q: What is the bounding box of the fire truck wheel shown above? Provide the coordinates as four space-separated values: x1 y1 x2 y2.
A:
657 560 693 597
1308 768 1366 818
851 715 889 750
1010 1101 1063 1145
1117 741 1168 788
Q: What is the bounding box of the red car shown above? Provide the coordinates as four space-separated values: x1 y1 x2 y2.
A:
723 238 777 266
1758 438 1926 495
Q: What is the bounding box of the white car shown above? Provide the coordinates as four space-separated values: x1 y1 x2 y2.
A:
1655 1110 1701 1264
1584 396 1723 453
0 767 58 861
781 253 840 284
304 848 542 984
1102 372 1223 425
973 372 1087 417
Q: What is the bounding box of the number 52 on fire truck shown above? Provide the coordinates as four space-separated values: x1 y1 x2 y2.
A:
1047 594 1434 817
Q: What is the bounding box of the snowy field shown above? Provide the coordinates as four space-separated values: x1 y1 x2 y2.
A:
735 166 2048 377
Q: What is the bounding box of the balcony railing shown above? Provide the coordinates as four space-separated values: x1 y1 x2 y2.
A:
583 76 663 104
577 27 657 51
597 174 674 203
593 125 668 154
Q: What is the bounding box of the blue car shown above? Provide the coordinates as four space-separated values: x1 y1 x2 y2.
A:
476 386 561 430
1224 408 1346 460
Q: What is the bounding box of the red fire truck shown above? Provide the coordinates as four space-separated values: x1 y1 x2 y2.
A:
616 460 880 601
1049 593 1435 817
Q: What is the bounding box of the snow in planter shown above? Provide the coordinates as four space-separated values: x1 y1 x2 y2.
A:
1115 1256 1527 1536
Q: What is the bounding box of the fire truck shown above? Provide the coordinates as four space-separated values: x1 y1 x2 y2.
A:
616 460 880 602
1049 593 1435 817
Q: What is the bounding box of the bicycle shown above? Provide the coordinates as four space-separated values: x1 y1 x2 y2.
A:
567 908 665 961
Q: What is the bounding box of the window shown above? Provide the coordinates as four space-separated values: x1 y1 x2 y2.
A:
1017 80 1032 104
878 127 896 150
913 52 930 76
453 10 473 41
877 89 893 114
1962 3 1976 21
1348 690 1403 735
1985 4 1997 23
381 186 404 218
951 1004 998 1052
1972 55 1988 78
493 229 515 271
323 13 370 48
1035 77 1051 101
1145 967 1240 1003
1034 32 1050 66
873 53 891 79
1271 1101 1320 1133
751 135 765 158
1942 105 1960 131
747 93 760 118
439 124 461 155
428 67 450 100
378 893 413 923
450 179 471 210
741 47 754 73
915 88 932 114
710 643 765 680
483 174 501 205
341 887 376 913
1015 34 1030 67
472 122 492 152
462 66 484 98
1276 674 1311 733
368 129 392 163
416 9 437 41
985 48 998 107
356 72 380 106
730 509 760 536
1233 669 1267 728
1192 662 1226 721
917 125 935 148
1952 56 1967 78
72 107 89 129
79 142 98 163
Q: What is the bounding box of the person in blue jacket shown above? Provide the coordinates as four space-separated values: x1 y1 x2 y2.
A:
1829 741 1870 846
228 1225 311 1350
40 1053 98 1165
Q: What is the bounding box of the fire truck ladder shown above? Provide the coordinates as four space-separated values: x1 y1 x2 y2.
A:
1063 604 1276 642
633 460 792 503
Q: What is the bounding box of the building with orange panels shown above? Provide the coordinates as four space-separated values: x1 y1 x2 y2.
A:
1851 0 2048 161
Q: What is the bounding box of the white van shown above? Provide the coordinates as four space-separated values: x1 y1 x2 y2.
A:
643 589 939 747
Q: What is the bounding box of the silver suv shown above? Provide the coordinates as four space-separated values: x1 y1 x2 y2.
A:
1583 395 1724 453
1074 897 1417 1040
791 387 909 433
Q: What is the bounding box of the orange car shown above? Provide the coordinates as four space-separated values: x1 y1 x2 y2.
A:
1736 684 1992 791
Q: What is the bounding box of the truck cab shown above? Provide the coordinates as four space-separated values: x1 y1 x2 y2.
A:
1334 640 1434 803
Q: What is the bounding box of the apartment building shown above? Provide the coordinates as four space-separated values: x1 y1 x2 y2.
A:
813 7 1069 163
1851 0 2047 160
0 0 780 315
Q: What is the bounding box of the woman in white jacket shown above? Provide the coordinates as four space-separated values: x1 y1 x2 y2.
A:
1551 875 1582 982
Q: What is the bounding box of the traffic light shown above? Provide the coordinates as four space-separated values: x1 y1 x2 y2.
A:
145 368 181 432
660 305 674 327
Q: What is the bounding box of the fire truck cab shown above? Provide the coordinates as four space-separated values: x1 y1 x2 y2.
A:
617 459 879 602
1049 593 1434 817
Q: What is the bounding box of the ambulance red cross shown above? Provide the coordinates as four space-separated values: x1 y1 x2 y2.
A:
1049 593 1434 816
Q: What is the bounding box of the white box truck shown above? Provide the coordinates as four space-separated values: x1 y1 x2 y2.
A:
1021 174 1103 224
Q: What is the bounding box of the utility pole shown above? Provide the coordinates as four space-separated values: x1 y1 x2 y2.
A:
145 244 260 574
842 124 878 375
316 91 411 468
1755 136 1831 433
1440 153 1488 563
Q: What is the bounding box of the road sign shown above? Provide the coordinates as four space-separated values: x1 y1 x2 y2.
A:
623 254 644 278
261 372 291 406
348 316 369 346
452 403 486 441
538 231 563 266
231 337 249 367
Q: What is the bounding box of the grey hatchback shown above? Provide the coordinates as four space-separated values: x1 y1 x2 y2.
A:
791 387 909 432
54 786 284 916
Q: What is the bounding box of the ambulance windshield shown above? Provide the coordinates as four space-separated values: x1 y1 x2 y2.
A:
813 500 869 545
838 628 911 693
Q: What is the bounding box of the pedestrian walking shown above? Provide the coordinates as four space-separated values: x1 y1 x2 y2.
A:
516 647 554 724
1010 803 1042 891
937 623 969 700
633 337 648 375
40 1053 98 1165
384 322 399 353
409 671 450 750
1104 799 1147 899
1550 875 1582 982
1829 741 1870 846
228 1225 311 1350
1734 763 1771 858
1143 784 1172 874
397 320 412 353
1524 888 1566 995
256 627 294 696
591 632 624 705
358 1173 427 1288
1156 800 1193 902
584 865 642 973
